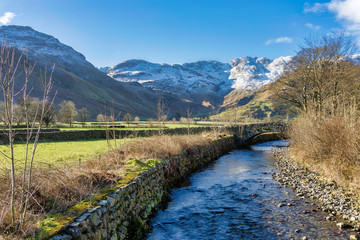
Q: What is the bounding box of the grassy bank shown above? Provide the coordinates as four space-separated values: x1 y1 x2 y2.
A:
0 131 231 238
289 115 360 196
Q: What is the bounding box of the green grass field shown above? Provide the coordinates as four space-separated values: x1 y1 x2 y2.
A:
0 121 215 172
0 122 215 171
0 138 130 170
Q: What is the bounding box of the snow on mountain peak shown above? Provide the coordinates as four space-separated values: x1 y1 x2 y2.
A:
229 56 292 90
106 59 233 103
105 56 292 104
0 25 92 69
1 25 292 95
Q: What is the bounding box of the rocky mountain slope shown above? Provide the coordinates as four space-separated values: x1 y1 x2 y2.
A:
106 60 232 106
0 25 305 120
104 56 293 107
229 56 292 90
0 25 208 118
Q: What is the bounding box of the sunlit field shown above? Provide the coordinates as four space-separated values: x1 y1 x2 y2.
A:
0 138 131 171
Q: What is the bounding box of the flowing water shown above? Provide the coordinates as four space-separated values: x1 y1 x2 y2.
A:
146 140 355 240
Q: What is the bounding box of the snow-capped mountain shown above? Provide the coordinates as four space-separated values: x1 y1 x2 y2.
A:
106 60 232 104
105 56 293 104
0 25 93 72
97 66 110 73
0 25 209 118
229 56 292 90
0 24 294 115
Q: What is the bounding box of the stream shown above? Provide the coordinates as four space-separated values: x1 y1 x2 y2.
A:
145 140 355 239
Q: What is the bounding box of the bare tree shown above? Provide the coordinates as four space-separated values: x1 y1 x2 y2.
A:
155 98 168 134
96 113 105 122
147 118 153 127
123 113 133 128
78 107 90 127
231 106 240 126
101 102 121 148
58 100 78 127
18 97 41 124
0 102 22 126
271 33 359 117
96 113 114 124
0 41 55 229
185 108 193 135
42 101 57 127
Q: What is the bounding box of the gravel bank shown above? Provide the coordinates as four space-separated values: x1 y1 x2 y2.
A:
272 148 360 235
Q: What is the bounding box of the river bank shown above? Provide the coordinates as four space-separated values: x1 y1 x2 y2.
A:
45 136 235 240
273 147 360 238
146 140 358 239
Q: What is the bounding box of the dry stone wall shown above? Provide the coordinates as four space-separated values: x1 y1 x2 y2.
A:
50 137 235 240
0 127 213 143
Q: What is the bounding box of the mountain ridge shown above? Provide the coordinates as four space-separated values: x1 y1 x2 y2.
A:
0 25 302 120
0 25 209 119
103 55 293 108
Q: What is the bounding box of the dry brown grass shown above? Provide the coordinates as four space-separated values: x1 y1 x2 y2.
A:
289 114 360 194
0 131 230 237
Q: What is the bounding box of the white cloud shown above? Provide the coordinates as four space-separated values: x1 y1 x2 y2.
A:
305 22 321 30
266 37 293 45
328 0 360 31
304 2 328 13
306 0 360 39
0 12 16 25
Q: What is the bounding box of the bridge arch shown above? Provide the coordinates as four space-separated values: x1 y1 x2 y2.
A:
227 122 287 146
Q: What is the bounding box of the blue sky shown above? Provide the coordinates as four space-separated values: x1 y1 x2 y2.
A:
0 0 358 67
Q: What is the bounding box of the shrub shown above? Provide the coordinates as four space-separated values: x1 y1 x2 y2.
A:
289 114 360 193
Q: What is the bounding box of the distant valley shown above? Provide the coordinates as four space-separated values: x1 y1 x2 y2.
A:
0 25 208 119
0 25 293 120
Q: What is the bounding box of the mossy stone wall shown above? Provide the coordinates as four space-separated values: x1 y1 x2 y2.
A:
50 137 235 240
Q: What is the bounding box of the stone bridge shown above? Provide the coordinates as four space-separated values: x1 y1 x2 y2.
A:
227 122 288 146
